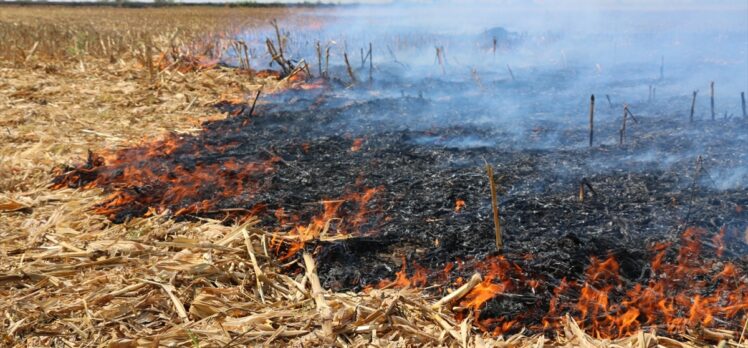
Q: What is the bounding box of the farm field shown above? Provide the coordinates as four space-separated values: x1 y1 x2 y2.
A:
1 3 747 347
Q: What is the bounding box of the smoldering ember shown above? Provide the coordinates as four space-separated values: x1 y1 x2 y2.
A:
7 1 748 346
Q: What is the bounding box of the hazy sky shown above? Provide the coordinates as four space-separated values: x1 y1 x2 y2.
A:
213 0 747 10
36 0 748 9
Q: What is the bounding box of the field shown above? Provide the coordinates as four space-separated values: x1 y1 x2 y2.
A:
1 4 747 347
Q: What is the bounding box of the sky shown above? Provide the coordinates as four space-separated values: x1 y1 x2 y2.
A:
21 0 748 8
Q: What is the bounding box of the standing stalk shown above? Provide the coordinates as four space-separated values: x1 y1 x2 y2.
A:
316 41 322 77
648 85 653 102
368 42 373 83
690 90 698 123
435 47 446 75
486 164 503 250
324 47 330 78
659 55 664 80
710 81 715 121
589 94 595 147
620 104 629 145
271 19 284 58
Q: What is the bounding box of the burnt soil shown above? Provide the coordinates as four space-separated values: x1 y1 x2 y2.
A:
54 73 748 333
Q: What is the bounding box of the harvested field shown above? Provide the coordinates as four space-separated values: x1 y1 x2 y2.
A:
2 3 748 348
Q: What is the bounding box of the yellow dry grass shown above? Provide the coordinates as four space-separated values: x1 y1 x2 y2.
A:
0 5 744 347
0 5 294 62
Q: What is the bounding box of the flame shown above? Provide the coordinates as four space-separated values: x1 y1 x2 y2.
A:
443 262 454 278
548 227 748 337
155 49 219 73
377 258 428 289
297 80 327 90
713 226 725 257
49 127 746 339
462 279 505 310
52 134 280 221
274 186 382 260
423 227 748 338
454 199 466 213
459 255 516 314
350 138 364 152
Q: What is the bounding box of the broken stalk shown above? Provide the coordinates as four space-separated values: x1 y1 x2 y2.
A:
506 64 516 81
344 52 357 85
249 89 261 117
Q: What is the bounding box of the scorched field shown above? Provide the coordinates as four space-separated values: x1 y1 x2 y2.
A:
1 3 747 347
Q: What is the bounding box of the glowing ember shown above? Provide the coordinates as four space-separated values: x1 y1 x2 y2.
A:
454 199 466 213
350 138 364 152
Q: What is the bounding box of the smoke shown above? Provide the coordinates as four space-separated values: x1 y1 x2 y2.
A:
227 0 748 190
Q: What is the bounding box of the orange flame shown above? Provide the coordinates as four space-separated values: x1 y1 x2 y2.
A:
274 186 383 260
454 199 466 213
377 258 428 289
440 227 747 338
350 138 364 152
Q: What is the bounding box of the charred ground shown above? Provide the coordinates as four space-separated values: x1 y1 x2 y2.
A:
53 69 748 336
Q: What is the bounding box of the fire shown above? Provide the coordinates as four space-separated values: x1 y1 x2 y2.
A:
297 79 327 90
155 50 219 73
454 199 466 213
273 186 383 260
377 258 428 289
350 138 364 152
369 227 748 338
713 226 725 257
48 109 746 339
457 255 517 319
52 133 280 222
461 279 505 310
541 227 748 338
585 255 620 284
